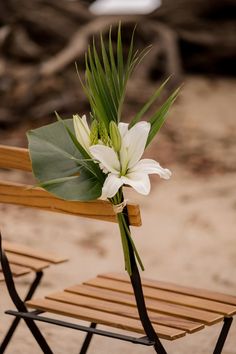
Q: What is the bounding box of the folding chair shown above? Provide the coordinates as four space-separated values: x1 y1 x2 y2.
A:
1 144 236 354
0 145 68 353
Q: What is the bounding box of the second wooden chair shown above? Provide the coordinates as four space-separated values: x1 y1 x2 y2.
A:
1 144 236 354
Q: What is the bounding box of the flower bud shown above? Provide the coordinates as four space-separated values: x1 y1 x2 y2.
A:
109 121 121 152
73 114 90 152
90 120 99 145
98 120 109 145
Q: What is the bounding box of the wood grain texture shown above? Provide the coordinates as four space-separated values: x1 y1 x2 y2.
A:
6 252 50 271
3 241 68 264
100 273 236 306
84 278 236 316
0 264 31 280
46 291 204 333
0 145 31 172
0 241 66 281
8 264 32 276
66 284 223 325
26 298 186 340
0 181 142 226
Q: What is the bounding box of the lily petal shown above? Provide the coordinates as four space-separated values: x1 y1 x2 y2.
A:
131 159 172 179
121 172 151 195
122 121 150 170
102 173 123 198
118 122 129 138
89 145 120 174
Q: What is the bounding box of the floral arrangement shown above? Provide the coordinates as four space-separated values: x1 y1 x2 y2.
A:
27 25 179 275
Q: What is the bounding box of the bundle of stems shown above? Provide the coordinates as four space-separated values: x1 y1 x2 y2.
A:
110 189 144 275
28 23 179 275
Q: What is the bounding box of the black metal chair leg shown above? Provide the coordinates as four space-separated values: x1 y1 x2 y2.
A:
122 208 168 354
79 323 97 354
0 272 43 353
153 341 168 354
0 233 53 354
213 317 233 354
21 318 54 354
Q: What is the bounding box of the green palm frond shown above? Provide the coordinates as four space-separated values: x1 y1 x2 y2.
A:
146 87 180 146
81 23 149 129
129 76 171 128
79 22 180 144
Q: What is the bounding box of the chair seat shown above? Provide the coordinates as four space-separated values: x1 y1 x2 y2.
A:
0 241 68 281
26 272 236 341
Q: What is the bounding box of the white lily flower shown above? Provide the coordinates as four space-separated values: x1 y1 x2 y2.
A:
89 121 171 198
73 114 91 153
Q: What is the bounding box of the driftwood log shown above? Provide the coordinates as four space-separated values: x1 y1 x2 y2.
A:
0 0 235 129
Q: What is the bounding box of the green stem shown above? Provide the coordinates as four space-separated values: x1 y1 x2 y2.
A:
110 188 144 275
117 213 131 274
120 214 144 271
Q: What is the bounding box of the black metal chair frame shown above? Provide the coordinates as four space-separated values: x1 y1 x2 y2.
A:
0 210 234 354
0 233 53 354
0 270 42 353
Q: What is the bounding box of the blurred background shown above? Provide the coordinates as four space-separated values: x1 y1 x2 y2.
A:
0 0 235 173
0 1 236 353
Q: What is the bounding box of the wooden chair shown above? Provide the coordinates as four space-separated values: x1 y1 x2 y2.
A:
0 145 68 353
1 144 236 354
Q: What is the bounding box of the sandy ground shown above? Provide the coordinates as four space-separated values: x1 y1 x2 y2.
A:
0 76 236 353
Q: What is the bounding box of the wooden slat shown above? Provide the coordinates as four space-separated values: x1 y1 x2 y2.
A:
47 291 204 333
0 181 141 226
3 241 68 264
8 264 32 276
0 264 31 281
0 145 31 172
66 284 223 325
26 298 186 340
6 252 50 271
100 273 236 306
84 278 236 316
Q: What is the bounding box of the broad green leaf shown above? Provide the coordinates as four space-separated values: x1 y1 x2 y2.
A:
27 119 103 201
41 169 102 201
38 175 80 187
55 112 89 159
55 112 104 181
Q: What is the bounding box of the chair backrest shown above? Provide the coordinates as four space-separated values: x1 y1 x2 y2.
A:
0 145 142 226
